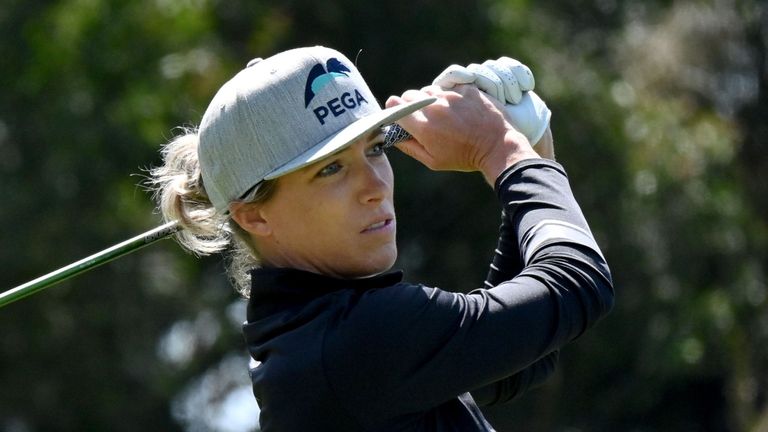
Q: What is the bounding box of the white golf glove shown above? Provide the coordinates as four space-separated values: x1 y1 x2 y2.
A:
432 57 551 145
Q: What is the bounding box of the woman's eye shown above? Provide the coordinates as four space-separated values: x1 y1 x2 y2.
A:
317 161 342 177
368 142 386 156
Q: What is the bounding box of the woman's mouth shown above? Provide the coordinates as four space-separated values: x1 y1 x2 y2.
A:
362 218 395 233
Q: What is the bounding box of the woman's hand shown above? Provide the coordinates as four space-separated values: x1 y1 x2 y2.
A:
386 84 539 185
432 58 552 149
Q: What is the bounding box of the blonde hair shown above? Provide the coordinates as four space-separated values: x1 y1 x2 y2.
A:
148 127 276 297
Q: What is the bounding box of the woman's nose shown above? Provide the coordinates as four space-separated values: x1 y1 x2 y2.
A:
357 161 391 204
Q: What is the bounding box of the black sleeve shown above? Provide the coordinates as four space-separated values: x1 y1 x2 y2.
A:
322 159 614 421
484 208 522 288
470 159 574 406
470 350 559 406
469 203 559 406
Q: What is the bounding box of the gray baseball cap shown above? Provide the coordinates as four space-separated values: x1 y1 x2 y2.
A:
198 46 435 213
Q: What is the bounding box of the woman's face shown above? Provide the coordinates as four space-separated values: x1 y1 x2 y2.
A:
244 129 397 278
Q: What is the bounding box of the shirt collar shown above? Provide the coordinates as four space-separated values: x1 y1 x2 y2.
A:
247 267 403 320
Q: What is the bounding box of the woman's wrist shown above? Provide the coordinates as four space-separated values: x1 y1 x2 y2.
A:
480 129 539 185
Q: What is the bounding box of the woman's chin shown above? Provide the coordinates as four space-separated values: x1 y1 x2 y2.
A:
346 249 398 279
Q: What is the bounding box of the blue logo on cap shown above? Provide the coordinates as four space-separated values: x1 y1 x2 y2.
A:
304 58 351 107
304 58 368 125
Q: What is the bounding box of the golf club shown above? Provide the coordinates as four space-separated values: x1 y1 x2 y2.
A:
0 221 180 308
1 125 414 308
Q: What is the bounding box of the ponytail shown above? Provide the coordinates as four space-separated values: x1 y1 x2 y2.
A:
148 128 272 297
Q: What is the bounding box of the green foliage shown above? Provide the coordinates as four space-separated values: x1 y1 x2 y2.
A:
1 0 766 431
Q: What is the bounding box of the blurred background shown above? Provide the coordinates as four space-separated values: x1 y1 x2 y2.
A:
1 0 766 430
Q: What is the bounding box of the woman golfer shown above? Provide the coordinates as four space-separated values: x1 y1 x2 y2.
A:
151 46 613 431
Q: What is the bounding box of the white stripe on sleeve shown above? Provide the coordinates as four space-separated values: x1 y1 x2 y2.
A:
519 219 605 265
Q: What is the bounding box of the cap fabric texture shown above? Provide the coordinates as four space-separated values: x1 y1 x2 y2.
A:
198 46 435 213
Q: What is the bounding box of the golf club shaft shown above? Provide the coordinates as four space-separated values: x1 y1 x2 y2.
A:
0 221 180 308
0 125 414 309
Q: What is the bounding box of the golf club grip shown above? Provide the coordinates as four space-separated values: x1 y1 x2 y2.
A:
383 124 412 148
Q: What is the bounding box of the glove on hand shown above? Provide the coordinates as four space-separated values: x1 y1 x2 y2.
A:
432 57 551 145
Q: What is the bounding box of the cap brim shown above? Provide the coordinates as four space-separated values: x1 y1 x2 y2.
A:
263 96 436 180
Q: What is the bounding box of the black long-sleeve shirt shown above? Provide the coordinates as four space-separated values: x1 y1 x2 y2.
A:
243 159 614 431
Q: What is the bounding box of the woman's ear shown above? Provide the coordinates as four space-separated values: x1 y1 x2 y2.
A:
229 202 272 237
